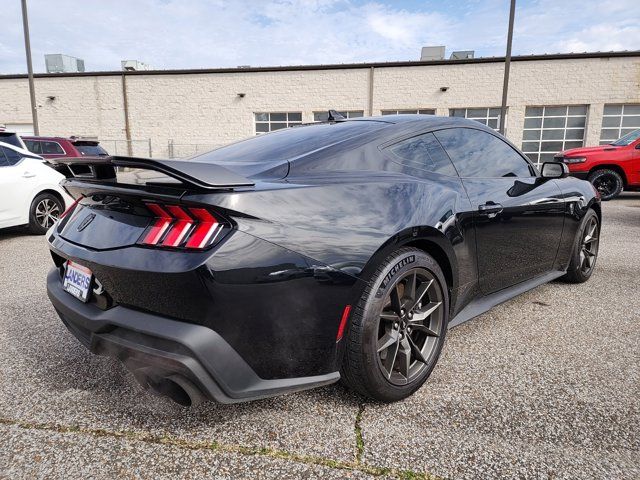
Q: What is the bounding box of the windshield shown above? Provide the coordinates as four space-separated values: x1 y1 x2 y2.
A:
75 143 109 156
611 129 640 146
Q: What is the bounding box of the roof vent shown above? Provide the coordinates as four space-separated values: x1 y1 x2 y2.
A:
45 54 85 73
450 50 475 60
121 60 153 71
420 46 446 61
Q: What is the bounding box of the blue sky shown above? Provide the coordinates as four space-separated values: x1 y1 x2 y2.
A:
1 0 638 73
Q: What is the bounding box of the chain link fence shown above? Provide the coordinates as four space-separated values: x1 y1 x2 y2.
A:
167 140 222 159
97 139 223 159
99 139 153 158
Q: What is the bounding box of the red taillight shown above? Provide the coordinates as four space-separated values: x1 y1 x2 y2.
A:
139 203 226 250
336 305 352 342
185 207 221 249
141 203 173 245
162 205 193 247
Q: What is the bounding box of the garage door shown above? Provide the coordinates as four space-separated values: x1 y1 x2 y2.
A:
4 124 34 136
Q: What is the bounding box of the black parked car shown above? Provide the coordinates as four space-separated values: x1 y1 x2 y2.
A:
46 115 601 406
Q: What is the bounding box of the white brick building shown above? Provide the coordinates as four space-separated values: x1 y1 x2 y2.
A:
1 51 638 162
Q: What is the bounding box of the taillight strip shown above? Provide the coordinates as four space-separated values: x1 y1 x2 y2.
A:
142 203 172 245
185 208 220 249
162 205 194 247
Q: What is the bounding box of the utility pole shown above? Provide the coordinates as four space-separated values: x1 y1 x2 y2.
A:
21 0 40 135
499 0 516 135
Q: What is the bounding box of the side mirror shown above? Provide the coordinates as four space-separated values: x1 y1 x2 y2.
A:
541 161 568 179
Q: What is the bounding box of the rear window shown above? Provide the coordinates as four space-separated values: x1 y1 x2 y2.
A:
0 132 23 148
192 121 386 166
75 143 108 156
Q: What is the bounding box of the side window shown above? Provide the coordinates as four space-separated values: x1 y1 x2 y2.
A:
0 148 9 167
42 141 64 154
434 128 534 178
25 140 42 154
387 132 458 177
0 146 23 166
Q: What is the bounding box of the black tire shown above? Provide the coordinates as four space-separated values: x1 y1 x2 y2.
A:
561 209 600 283
28 192 63 235
588 169 623 201
341 247 449 402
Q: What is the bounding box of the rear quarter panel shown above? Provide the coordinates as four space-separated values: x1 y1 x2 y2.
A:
185 169 477 316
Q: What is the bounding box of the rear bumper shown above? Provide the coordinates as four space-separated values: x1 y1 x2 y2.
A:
47 269 339 403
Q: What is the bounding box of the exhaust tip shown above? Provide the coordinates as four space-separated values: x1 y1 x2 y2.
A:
130 366 205 407
153 375 205 407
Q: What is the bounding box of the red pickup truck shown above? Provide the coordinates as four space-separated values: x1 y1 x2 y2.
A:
554 129 640 200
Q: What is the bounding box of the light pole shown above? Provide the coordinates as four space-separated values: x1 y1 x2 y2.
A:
499 0 516 135
21 0 40 135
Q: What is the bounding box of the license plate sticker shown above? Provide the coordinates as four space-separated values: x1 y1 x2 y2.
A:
63 261 93 303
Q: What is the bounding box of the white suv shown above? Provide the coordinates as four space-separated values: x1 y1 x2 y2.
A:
0 141 73 234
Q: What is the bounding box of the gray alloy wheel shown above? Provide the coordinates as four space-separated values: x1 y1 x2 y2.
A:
375 268 444 385
28 193 63 235
561 208 599 283
340 247 449 402
35 198 61 229
579 215 599 276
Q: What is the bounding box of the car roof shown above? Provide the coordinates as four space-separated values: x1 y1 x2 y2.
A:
22 136 71 141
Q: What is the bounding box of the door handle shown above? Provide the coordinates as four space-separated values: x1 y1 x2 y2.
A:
478 202 503 218
22 172 36 178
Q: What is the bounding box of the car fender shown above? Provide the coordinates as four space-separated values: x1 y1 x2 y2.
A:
24 160 73 214
357 225 461 311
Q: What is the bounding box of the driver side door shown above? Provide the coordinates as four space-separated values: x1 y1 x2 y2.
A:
434 128 565 294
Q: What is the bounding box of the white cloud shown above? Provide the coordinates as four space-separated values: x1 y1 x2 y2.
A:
0 0 637 74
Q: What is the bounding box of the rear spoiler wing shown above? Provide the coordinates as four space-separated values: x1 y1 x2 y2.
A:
50 155 255 190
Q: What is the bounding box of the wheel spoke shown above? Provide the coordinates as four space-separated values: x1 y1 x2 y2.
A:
377 329 399 353
397 338 411 379
407 279 433 312
380 311 400 322
410 301 442 323
389 286 402 316
407 335 427 363
408 323 439 337
404 272 417 306
383 336 401 378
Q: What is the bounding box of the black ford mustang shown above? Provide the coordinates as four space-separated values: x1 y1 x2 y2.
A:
46 115 601 406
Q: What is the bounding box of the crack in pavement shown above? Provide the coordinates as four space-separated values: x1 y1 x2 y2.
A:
0 417 439 480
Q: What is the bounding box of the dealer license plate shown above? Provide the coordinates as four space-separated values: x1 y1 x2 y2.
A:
63 261 93 303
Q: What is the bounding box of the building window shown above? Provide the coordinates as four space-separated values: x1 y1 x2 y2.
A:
313 111 364 122
449 108 502 130
255 112 302 134
521 105 587 165
600 104 640 144
381 109 435 115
